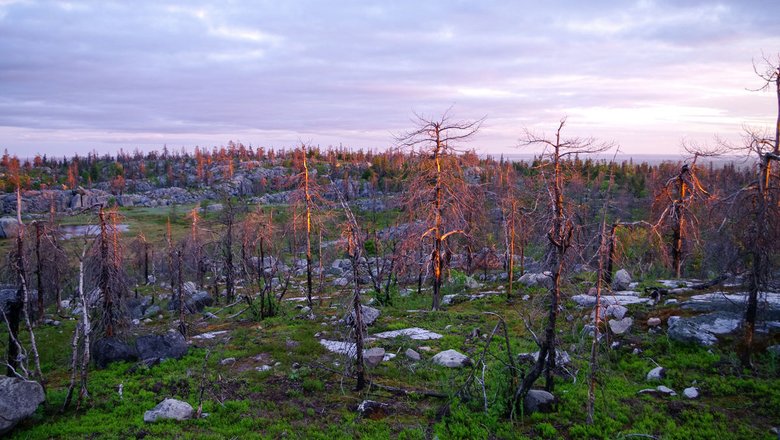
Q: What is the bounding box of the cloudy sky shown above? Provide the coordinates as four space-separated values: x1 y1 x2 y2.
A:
0 0 778 157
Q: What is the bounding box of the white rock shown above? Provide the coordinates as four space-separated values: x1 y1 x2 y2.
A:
608 317 633 335
683 387 699 399
656 385 676 396
144 398 193 423
373 327 443 340
647 366 665 381
612 269 632 291
647 317 662 327
431 349 469 368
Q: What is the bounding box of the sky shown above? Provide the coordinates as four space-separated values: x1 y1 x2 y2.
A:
0 0 778 157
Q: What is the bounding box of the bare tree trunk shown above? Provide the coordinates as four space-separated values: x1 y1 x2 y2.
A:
351 252 366 391
34 222 44 324
303 148 314 308
507 203 515 299
431 138 444 311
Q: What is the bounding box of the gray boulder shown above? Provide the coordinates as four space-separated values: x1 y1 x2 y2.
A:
432 349 470 368
683 387 699 399
405 348 421 361
524 389 555 414
143 398 193 423
0 377 45 435
606 304 628 320
93 337 139 368
608 317 633 335
612 269 632 291
135 330 189 362
364 347 386 367
168 291 213 314
518 272 552 289
0 217 20 239
668 318 718 346
345 305 381 327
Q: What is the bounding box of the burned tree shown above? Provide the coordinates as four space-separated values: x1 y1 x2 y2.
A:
514 118 611 401
397 111 482 310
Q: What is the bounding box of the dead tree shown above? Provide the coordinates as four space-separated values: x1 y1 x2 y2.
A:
397 111 482 310
336 190 367 390
652 152 712 278
515 118 612 402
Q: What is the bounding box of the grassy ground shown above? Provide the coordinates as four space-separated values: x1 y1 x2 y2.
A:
3 204 780 439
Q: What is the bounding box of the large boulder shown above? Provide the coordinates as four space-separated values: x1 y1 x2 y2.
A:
93 337 139 369
0 217 20 239
168 291 213 314
0 288 18 315
524 389 556 414
612 269 632 291
127 296 153 320
667 317 718 346
135 330 189 362
0 377 45 434
364 347 386 367
143 398 193 423
518 272 552 289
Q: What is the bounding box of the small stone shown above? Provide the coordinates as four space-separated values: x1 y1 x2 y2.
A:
143 318 152 323
418 346 432 352
521 295 530 301
683 387 699 399
364 348 386 367
300 306 311 314
203 312 218 320
647 317 662 327
405 348 421 361
255 365 272 372
611 341 620 349
220 357 236 366
664 299 678 305
132 319 140 325
632 348 643 355
647 366 665 381
356 400 388 417
656 385 676 396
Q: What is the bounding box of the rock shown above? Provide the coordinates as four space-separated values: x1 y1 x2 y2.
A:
522 294 530 301
608 317 633 335
256 365 272 372
405 348 421 361
647 317 662 327
356 400 388 418
683 387 699 399
203 312 218 320
143 398 193 423
135 330 189 362
300 306 311 314
518 272 552 288
606 304 628 320
656 385 677 396
0 377 45 435
464 276 480 289
571 294 651 307
646 366 665 381
364 348 386 367
665 298 678 305
524 389 555 414
0 217 20 239
345 305 381 327
333 277 349 287
612 269 632 291
518 350 571 367
169 291 213 314
93 337 138 368
668 318 718 346
220 357 236 366
205 203 223 212
431 349 470 368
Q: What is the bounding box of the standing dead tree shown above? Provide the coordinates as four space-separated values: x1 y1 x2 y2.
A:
90 205 129 340
291 145 327 308
397 111 483 310
514 118 612 403
652 149 714 278
723 55 780 367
